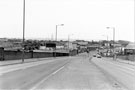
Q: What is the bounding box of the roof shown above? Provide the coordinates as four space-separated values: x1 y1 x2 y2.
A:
125 43 135 49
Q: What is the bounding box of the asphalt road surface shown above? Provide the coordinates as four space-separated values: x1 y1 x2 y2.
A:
0 53 134 90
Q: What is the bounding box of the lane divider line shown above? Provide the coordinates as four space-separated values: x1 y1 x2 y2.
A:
30 66 65 90
52 66 65 75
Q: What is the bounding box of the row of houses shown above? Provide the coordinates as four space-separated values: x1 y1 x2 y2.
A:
1 38 134 55
39 40 89 51
103 42 135 55
0 38 90 52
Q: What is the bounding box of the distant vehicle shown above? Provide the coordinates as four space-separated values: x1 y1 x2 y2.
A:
93 54 96 57
97 54 101 58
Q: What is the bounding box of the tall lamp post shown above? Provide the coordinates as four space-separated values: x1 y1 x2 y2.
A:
106 27 115 59
55 24 64 41
134 0 135 45
55 24 64 57
22 0 25 63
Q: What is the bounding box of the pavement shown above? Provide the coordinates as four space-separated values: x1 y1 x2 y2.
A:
116 58 135 65
0 53 135 90
92 57 135 90
102 57 135 66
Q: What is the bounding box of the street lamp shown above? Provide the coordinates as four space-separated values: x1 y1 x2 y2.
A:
22 0 25 63
106 27 115 59
56 24 64 41
134 0 135 44
55 24 64 57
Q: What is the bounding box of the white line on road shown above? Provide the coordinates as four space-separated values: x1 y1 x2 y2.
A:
52 66 65 75
30 66 65 90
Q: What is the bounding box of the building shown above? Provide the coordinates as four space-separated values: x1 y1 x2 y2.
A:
64 42 77 50
124 43 135 55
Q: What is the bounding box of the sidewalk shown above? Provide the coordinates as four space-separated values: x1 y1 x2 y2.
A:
102 57 135 66
0 57 58 66
116 58 135 66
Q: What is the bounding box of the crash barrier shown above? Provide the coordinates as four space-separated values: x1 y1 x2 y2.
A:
0 50 78 61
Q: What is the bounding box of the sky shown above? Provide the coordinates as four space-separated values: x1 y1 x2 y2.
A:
0 0 134 42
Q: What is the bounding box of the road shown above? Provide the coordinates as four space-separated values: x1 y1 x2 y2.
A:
0 53 134 90
92 57 135 90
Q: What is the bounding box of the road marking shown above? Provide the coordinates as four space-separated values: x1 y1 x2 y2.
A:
30 73 53 90
52 66 65 75
30 66 65 90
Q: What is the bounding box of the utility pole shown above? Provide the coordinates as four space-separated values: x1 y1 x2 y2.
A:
55 24 64 57
134 0 135 44
68 35 70 51
113 27 115 59
106 27 115 60
56 25 57 41
22 0 25 63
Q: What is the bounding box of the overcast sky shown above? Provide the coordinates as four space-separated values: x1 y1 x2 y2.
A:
0 0 134 42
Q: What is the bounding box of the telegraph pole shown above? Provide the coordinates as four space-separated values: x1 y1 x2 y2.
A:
22 0 25 63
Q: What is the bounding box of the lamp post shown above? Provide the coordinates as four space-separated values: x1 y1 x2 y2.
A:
55 24 64 41
22 0 25 63
106 27 115 59
55 24 64 57
134 0 135 45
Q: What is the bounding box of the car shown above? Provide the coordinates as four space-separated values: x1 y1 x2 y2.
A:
97 54 101 58
93 54 96 57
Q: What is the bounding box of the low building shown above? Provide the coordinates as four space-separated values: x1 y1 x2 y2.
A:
124 43 135 55
64 42 77 50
